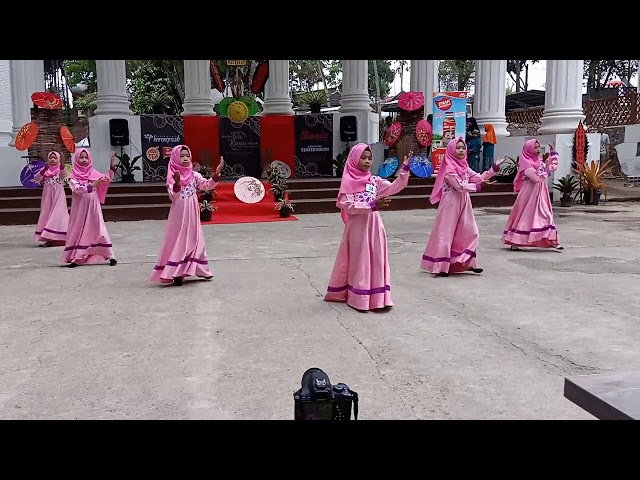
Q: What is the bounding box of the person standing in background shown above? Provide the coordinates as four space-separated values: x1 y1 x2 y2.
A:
599 126 610 163
481 124 497 172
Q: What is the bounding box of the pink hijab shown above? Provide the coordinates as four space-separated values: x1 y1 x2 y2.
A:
41 151 62 178
337 143 372 224
70 148 110 204
167 145 194 189
513 139 543 193
430 137 469 205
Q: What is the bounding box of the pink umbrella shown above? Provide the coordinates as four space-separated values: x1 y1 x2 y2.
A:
416 119 432 147
398 91 425 112
384 122 402 146
607 80 625 87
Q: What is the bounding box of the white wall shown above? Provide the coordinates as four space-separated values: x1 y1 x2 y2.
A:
88 114 143 181
616 124 640 177
0 60 12 146
0 146 27 187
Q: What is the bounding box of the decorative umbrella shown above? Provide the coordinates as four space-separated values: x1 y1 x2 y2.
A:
20 160 45 188
270 160 291 178
239 95 260 116
59 126 76 153
15 122 38 151
31 92 63 110
416 119 433 147
398 91 425 112
384 122 402 146
251 61 269 95
409 154 434 178
210 61 225 92
234 176 266 204
377 156 399 178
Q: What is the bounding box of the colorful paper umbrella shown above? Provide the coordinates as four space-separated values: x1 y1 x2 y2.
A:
398 91 425 112
251 61 269 95
31 92 63 110
210 60 225 92
20 160 46 188
409 154 434 178
270 160 291 178
59 126 76 153
377 156 399 178
234 176 266 204
15 122 38 151
416 119 433 147
384 122 402 146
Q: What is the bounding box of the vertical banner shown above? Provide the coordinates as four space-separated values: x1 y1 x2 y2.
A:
184 115 220 170
259 115 296 177
218 116 261 179
140 115 184 182
294 114 334 177
431 91 468 173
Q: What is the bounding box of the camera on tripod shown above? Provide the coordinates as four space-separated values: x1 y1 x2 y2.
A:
293 368 359 420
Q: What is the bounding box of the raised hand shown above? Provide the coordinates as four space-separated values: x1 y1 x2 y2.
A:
173 170 181 186
548 141 556 152
215 156 225 176
494 156 507 166
376 195 391 209
110 151 116 167
403 151 414 165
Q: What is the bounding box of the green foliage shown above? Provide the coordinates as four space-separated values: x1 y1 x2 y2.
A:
438 60 475 92
63 60 97 92
114 152 142 176
584 60 639 91
74 91 97 115
553 174 579 196
129 61 182 115
299 90 327 107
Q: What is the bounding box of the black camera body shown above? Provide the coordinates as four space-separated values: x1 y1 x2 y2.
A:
293 368 359 420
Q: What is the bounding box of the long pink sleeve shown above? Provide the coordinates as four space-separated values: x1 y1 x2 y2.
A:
34 169 45 184
446 173 480 193
338 193 378 214
377 163 411 196
195 172 220 191
468 163 500 184
524 167 548 182
68 178 91 194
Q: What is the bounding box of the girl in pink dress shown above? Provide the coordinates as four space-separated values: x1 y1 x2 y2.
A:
324 143 412 312
34 150 69 247
150 145 224 286
421 137 504 277
62 148 117 268
502 139 562 251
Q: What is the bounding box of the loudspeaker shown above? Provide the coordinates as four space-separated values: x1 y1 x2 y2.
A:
340 116 357 142
109 118 130 146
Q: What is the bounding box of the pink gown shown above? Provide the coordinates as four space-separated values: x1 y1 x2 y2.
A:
421 165 499 274
502 158 559 248
324 164 410 311
150 172 219 283
62 167 115 265
34 169 69 243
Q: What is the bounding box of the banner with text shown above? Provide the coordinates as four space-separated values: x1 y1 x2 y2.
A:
431 91 468 173
218 116 262 179
140 115 184 182
294 114 333 177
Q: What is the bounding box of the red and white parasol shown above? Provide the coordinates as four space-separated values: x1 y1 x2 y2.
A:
234 176 266 204
384 122 402 146
398 91 425 112
415 119 433 147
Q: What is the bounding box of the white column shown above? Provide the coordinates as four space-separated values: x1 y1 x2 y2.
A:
538 60 586 135
0 60 13 146
9 60 45 147
339 60 371 113
410 59 439 117
182 60 214 116
95 60 132 116
473 59 510 137
262 60 293 115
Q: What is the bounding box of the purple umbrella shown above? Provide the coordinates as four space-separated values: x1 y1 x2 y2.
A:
20 160 45 189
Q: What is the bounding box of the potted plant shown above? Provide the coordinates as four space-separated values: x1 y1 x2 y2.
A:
496 155 518 183
552 174 579 207
198 165 215 202
267 166 287 201
199 199 217 222
299 90 327 114
332 145 350 178
574 159 613 205
275 199 295 218
115 151 142 183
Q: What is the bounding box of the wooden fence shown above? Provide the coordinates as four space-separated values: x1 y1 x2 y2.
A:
506 89 640 130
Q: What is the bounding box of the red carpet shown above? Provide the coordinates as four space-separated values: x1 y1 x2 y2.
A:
202 180 298 225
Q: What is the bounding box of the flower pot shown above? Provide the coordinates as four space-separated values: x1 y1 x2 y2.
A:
121 173 135 183
584 189 602 205
200 210 212 222
279 206 291 218
560 196 573 207
310 105 321 114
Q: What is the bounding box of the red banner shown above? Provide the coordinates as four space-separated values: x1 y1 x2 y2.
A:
183 115 220 170
260 115 296 177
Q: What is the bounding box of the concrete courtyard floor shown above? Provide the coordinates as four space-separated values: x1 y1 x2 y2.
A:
1 201 640 420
